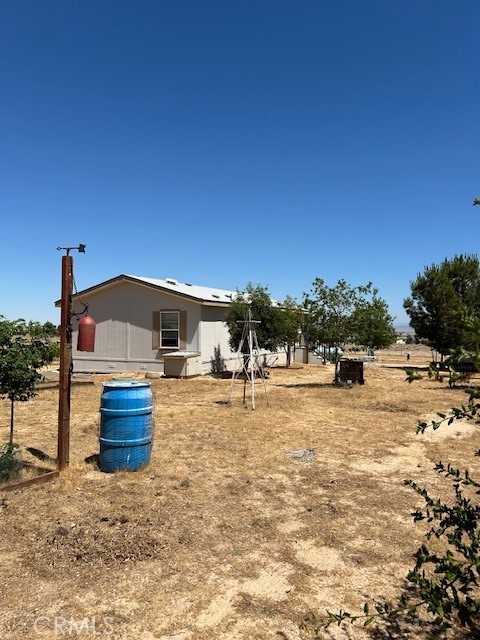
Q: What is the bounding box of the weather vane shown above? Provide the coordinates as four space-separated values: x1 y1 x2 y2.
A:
57 244 86 256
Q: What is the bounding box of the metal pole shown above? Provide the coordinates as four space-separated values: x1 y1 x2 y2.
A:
249 310 255 410
57 254 73 469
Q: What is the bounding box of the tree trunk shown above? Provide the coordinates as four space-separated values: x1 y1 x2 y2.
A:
9 399 14 444
334 358 340 385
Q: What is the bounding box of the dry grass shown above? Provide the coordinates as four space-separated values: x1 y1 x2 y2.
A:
1 346 479 639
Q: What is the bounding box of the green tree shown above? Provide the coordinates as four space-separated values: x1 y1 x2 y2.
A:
303 278 358 349
351 289 397 351
277 296 304 368
225 283 284 354
41 321 59 337
404 254 480 357
0 316 59 443
303 279 390 383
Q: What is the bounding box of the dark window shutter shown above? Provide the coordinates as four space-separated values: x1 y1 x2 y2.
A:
179 310 187 350
152 311 160 349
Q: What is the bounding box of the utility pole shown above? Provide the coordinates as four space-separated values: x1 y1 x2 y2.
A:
57 244 86 470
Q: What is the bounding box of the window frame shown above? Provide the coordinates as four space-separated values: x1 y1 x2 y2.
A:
160 310 180 349
153 309 187 351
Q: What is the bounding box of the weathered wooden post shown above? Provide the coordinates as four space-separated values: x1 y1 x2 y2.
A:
57 244 86 470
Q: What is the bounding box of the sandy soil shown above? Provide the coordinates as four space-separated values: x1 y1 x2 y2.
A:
1 346 479 640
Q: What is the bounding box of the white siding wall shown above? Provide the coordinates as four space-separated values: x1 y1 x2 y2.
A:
72 284 129 368
198 306 289 374
199 306 237 373
71 281 201 373
70 280 286 375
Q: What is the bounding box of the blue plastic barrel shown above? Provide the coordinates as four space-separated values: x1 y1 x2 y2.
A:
99 380 153 472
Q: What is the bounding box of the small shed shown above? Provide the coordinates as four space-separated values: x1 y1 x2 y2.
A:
162 351 201 378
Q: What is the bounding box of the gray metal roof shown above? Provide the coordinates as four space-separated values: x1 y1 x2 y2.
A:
60 273 282 309
125 275 237 304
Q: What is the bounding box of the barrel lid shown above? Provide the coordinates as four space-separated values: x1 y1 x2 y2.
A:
103 380 151 389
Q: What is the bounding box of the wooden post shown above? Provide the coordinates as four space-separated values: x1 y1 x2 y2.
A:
57 254 73 470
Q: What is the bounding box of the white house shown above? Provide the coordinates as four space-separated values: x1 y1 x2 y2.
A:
63 274 288 376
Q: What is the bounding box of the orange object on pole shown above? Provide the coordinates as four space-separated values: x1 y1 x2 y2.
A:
77 315 96 352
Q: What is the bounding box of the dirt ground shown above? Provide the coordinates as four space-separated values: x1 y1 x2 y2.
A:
1 346 479 640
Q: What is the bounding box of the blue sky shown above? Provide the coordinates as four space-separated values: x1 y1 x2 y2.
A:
1 1 479 326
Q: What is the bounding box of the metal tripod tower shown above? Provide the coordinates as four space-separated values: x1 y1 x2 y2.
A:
227 308 269 410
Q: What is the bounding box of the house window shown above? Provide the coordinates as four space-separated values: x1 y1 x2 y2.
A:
160 311 179 348
153 309 187 350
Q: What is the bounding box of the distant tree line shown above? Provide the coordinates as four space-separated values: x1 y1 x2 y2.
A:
224 278 396 380
226 251 480 378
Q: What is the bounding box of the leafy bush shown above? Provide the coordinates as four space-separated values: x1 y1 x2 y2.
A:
0 442 22 484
